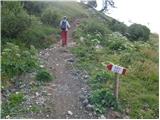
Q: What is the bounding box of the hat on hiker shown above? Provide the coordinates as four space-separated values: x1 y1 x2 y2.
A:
63 16 67 19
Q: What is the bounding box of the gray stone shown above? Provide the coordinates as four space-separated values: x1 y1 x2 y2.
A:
89 113 92 116
6 115 10 119
83 75 89 79
79 94 86 101
67 58 74 63
35 92 40 96
40 65 44 68
99 115 106 119
67 111 73 115
82 99 89 106
123 115 130 119
86 104 94 111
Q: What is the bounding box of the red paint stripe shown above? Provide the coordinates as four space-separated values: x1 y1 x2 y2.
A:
107 64 113 71
122 68 126 75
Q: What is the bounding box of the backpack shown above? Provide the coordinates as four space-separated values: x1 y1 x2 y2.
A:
61 20 66 31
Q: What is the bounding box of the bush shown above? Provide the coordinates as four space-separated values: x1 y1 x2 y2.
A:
36 69 54 82
1 43 39 79
107 32 134 51
1 1 31 38
89 88 118 113
91 71 112 84
83 18 111 36
41 8 60 27
23 1 47 16
8 92 24 107
1 92 25 118
127 23 150 41
19 24 54 49
110 19 128 35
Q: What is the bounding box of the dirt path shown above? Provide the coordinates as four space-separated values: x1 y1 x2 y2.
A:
23 18 97 119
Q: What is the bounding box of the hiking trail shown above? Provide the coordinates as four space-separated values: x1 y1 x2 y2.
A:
20 18 97 119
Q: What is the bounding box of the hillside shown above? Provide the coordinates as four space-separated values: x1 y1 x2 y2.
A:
1 1 159 119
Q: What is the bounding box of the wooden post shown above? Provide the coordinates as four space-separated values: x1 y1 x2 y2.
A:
114 73 120 100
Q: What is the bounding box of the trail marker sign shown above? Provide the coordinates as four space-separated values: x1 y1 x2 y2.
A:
107 64 126 75
106 63 127 100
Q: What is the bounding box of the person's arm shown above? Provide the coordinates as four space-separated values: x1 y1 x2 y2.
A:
67 21 71 29
60 20 62 27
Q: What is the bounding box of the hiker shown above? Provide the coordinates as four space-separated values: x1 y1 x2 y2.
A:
60 16 70 47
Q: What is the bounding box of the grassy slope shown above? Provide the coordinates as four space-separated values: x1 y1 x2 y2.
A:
69 3 159 119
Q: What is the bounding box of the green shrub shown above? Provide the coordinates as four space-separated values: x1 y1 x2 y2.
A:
8 92 24 107
19 24 54 49
1 92 25 118
110 19 128 35
107 32 134 51
41 8 60 27
127 23 150 41
36 69 54 82
1 43 39 79
80 18 111 36
1 1 31 38
89 88 118 113
91 71 112 84
23 1 47 16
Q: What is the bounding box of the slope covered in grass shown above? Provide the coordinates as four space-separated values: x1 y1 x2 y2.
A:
71 9 159 118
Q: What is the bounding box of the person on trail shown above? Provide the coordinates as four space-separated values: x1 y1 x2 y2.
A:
60 16 70 47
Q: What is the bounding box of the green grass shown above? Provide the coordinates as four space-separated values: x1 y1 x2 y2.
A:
36 69 55 82
1 92 25 118
71 16 159 118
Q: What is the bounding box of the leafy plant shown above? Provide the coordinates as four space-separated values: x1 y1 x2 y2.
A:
91 71 112 84
19 24 54 49
127 23 150 41
41 8 60 27
36 69 54 82
1 43 39 79
89 88 119 113
1 1 31 38
1 92 25 118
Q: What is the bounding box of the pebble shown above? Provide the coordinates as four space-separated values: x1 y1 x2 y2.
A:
6 115 10 119
67 58 74 63
86 104 94 111
126 108 130 114
67 111 73 116
79 94 86 101
40 65 44 68
35 92 40 96
123 115 130 119
89 113 92 116
82 99 89 106
47 93 52 96
83 75 89 79
100 115 106 119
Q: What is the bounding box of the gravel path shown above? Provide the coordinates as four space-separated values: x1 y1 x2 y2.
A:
20 18 98 119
